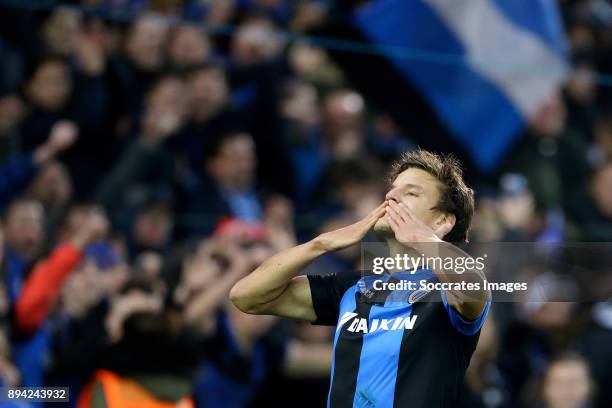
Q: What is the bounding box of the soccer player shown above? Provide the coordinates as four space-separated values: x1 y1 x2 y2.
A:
230 149 491 408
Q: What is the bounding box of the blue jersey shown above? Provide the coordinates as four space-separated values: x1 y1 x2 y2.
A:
307 269 491 408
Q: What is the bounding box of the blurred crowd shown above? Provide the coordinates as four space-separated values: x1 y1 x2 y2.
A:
0 0 611 407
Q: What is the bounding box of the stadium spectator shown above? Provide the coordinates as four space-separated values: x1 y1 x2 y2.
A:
3 199 46 274
0 120 77 210
93 74 188 218
182 131 266 234
322 89 366 160
565 160 612 240
127 201 174 258
7 204 108 388
176 64 232 175
124 14 168 77
40 8 83 58
166 23 212 70
540 353 594 408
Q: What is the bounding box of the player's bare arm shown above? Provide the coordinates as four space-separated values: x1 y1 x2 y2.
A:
229 202 386 320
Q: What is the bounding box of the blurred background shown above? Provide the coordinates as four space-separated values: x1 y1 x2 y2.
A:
0 0 610 407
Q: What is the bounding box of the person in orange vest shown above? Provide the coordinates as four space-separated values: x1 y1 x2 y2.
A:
75 281 200 408
77 369 194 408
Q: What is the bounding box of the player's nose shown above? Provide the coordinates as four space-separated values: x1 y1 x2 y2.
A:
385 186 401 203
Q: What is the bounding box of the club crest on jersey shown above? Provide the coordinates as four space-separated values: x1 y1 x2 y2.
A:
408 288 432 304
338 312 418 333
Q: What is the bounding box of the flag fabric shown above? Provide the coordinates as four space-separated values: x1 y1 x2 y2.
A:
354 0 569 172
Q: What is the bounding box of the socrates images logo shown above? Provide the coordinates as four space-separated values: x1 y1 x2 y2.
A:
338 312 418 333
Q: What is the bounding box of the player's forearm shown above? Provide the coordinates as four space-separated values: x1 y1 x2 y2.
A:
414 240 488 303
230 239 326 314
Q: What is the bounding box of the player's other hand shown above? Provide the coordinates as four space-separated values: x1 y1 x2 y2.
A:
385 200 442 245
313 201 386 252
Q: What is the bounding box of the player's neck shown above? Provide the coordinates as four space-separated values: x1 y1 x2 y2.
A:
385 238 421 273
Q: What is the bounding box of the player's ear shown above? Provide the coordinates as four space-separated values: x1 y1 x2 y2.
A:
434 213 455 238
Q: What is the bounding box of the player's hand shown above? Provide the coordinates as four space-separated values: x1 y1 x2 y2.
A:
385 200 441 245
313 201 386 252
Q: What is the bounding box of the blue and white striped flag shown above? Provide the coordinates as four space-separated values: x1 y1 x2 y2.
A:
354 0 569 172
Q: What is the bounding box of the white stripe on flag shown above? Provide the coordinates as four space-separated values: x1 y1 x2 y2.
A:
423 0 569 118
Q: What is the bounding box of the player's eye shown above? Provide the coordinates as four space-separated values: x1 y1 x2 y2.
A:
407 192 419 197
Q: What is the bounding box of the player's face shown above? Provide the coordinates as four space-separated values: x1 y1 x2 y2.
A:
374 167 443 237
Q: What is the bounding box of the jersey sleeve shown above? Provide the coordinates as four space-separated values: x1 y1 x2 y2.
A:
440 290 491 336
307 272 358 326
